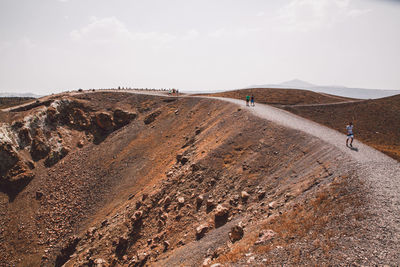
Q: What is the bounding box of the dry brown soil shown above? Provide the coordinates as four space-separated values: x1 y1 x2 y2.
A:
283 94 400 161
0 91 397 266
207 88 400 162
0 97 36 109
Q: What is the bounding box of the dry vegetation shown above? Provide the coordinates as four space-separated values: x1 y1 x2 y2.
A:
217 174 367 266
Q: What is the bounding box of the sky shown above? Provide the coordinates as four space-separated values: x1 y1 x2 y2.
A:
0 0 400 94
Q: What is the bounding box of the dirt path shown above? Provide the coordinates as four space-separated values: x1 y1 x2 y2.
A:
212 97 400 262
275 99 365 108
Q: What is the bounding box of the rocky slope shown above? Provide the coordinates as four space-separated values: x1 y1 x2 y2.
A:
0 91 383 266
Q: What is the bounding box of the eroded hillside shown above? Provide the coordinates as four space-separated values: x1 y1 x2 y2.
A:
0 92 371 266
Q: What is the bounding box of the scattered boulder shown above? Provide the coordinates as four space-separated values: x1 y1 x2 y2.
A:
163 196 172 209
77 140 84 148
176 154 189 165
133 210 143 220
229 223 244 242
136 252 149 266
163 240 170 252
196 224 209 240
180 157 189 165
206 198 215 212
268 201 278 209
196 194 204 209
241 191 250 201
214 205 229 227
177 196 185 206
144 110 161 125
86 227 97 239
229 195 239 207
258 190 266 200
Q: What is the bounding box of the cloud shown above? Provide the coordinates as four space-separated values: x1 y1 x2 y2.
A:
19 37 36 49
208 27 261 38
0 41 12 52
278 0 371 32
70 17 176 44
70 16 133 43
182 29 200 40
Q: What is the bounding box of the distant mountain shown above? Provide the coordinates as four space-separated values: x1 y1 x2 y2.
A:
0 92 41 98
280 79 317 88
246 79 400 99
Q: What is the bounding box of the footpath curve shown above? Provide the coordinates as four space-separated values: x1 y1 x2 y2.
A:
211 96 400 263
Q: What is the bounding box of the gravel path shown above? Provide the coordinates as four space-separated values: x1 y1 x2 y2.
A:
215 97 400 263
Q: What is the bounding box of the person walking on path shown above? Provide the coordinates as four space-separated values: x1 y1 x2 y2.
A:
346 122 354 147
250 95 255 107
246 95 250 106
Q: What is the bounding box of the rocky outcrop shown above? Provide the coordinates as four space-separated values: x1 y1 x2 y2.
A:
0 141 34 200
70 108 90 129
113 109 137 128
44 147 69 167
30 135 50 161
54 235 81 267
0 142 19 176
17 127 31 148
144 110 161 125
94 112 114 132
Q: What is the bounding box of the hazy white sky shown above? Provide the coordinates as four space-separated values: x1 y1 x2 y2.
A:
0 0 399 94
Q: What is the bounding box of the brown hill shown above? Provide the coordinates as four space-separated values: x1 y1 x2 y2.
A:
0 97 35 109
282 94 400 161
206 88 399 162
202 88 356 105
0 91 396 266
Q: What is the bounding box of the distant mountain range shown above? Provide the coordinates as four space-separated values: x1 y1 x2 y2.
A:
0 92 41 98
247 79 400 99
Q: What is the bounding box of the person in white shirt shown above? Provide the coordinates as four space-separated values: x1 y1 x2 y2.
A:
346 122 354 147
